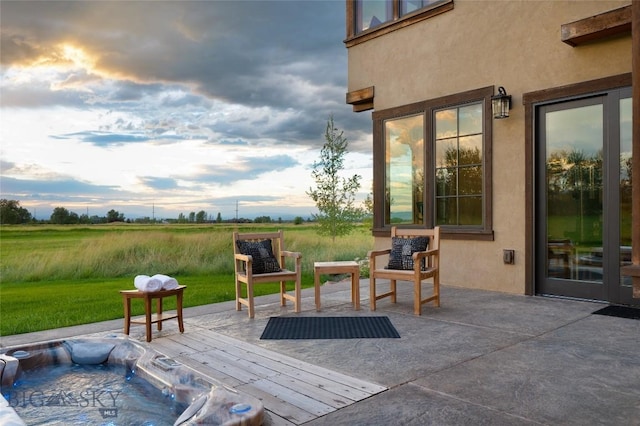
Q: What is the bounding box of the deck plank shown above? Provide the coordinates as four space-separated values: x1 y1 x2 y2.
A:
187 332 367 401
236 383 318 424
195 329 386 394
152 328 387 425
171 355 245 388
248 378 335 416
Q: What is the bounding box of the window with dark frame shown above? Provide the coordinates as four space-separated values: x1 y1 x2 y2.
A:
434 103 484 226
372 87 494 239
400 0 445 17
356 0 393 33
347 0 454 45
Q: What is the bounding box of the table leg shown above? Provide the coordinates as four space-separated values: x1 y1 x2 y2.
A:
144 295 152 342
157 297 163 331
177 290 184 333
314 268 321 311
352 270 360 310
122 296 131 335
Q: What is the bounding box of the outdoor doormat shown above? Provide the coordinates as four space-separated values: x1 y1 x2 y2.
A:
260 316 401 339
592 305 640 320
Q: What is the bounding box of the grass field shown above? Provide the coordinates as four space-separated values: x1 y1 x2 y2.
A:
0 223 374 336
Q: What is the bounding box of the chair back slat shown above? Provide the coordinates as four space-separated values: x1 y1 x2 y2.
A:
391 226 439 251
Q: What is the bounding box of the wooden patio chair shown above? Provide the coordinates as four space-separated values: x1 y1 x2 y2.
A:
368 226 440 315
233 230 302 318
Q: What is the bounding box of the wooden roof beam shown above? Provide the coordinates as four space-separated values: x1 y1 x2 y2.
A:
346 86 374 112
561 5 631 47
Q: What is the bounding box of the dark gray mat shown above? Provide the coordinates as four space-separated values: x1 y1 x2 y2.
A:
592 305 640 320
260 316 401 339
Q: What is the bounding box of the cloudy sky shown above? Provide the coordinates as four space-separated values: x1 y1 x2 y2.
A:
0 0 372 221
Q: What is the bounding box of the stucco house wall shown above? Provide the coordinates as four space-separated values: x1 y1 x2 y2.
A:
347 0 632 294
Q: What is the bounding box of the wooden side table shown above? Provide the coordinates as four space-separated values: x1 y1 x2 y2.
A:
120 285 186 342
314 261 360 311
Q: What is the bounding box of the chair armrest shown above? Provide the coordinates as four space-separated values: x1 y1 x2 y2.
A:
234 253 252 262
234 253 253 275
280 251 302 272
368 249 391 271
368 249 391 258
413 248 439 269
281 250 301 259
413 248 438 260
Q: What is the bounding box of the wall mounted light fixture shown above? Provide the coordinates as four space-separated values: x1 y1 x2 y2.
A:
491 86 512 119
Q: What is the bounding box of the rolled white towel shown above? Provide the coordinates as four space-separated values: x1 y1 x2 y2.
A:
134 275 163 292
152 274 179 290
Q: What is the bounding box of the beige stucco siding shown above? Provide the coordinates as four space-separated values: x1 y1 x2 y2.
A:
350 0 632 294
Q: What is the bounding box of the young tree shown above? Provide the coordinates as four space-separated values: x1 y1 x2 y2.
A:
307 116 362 243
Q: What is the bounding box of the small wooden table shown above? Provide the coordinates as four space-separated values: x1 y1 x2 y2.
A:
314 261 360 311
120 285 186 342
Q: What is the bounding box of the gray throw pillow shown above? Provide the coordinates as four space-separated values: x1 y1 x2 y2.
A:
386 236 429 270
236 239 281 274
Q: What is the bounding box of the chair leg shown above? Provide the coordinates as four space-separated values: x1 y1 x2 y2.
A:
280 281 287 307
294 279 301 313
414 277 422 316
247 282 255 319
390 280 397 303
235 277 242 311
370 277 377 311
434 272 440 307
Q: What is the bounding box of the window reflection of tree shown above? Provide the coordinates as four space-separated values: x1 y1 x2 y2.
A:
546 148 603 244
435 146 482 225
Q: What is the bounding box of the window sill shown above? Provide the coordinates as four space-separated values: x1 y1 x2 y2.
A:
373 226 494 241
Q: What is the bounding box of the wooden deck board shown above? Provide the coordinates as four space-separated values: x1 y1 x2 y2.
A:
247 378 335 416
188 351 265 384
236 383 317 424
264 372 354 409
186 332 368 401
151 328 387 425
171 354 245 388
196 329 386 394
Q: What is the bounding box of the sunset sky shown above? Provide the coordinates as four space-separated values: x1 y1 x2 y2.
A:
0 0 372 220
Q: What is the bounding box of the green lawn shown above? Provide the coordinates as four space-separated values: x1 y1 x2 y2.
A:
0 223 372 335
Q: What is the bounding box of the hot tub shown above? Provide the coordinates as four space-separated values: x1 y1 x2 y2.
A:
0 336 263 425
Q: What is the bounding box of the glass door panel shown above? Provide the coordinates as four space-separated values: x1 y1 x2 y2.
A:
545 103 604 283
538 97 606 300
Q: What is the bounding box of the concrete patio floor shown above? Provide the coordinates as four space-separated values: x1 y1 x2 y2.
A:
2 279 640 425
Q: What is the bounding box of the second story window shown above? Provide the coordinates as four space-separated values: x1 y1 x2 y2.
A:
357 0 393 33
347 0 454 44
400 0 442 17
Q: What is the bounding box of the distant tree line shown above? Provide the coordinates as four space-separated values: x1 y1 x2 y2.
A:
0 199 311 225
0 199 32 224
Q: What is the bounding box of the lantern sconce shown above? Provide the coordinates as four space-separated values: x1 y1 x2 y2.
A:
491 86 512 119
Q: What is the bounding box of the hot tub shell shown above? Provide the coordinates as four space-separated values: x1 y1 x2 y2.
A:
0 336 264 425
